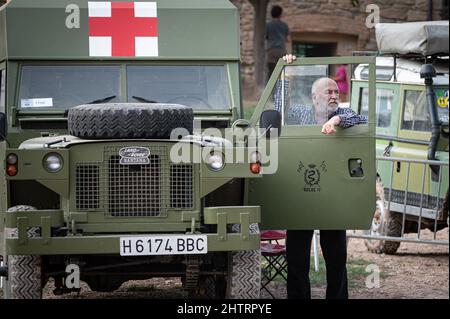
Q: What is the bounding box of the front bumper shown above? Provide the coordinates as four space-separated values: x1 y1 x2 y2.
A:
1 206 261 255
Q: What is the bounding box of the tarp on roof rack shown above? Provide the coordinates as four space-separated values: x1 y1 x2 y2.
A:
375 21 449 56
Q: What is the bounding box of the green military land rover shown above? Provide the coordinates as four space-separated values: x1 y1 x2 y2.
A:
0 0 376 298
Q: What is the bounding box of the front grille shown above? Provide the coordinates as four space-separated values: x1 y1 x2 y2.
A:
76 165 100 210
108 154 162 217
75 145 194 217
170 164 193 209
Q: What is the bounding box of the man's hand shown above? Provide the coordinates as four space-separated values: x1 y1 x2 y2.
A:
283 54 296 64
321 116 341 135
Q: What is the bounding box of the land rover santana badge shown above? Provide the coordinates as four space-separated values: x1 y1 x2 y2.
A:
119 147 151 165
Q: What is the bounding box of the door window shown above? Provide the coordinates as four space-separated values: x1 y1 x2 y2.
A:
401 90 431 132
359 87 394 128
265 65 329 126
264 64 366 127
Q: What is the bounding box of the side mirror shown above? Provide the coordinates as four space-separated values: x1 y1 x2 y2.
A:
260 110 282 138
0 112 6 141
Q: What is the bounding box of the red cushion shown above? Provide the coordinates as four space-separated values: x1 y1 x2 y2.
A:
261 230 286 241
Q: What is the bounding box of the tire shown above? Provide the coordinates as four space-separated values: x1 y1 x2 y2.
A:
190 224 261 299
226 223 261 299
442 190 449 226
68 103 193 139
226 249 261 299
4 206 42 299
364 178 402 255
380 212 402 254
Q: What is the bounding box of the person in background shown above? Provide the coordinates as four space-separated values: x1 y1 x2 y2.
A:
334 64 349 103
266 5 290 81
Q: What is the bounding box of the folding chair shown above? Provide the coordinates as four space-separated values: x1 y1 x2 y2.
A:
260 230 287 298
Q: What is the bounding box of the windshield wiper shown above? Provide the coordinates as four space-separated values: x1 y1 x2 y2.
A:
132 96 157 103
88 95 117 104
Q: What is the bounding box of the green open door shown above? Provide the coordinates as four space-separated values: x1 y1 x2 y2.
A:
249 56 377 230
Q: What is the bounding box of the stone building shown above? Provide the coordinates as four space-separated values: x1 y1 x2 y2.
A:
230 0 449 99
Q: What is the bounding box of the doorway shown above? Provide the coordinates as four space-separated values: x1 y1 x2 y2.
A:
292 42 337 58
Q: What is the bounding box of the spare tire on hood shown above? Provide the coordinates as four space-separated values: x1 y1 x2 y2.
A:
68 103 193 139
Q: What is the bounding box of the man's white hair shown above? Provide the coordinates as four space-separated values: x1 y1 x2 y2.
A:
311 77 338 95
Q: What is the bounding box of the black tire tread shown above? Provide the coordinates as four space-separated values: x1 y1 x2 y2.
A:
227 223 261 299
364 179 402 254
4 205 42 299
382 212 402 254
68 103 193 139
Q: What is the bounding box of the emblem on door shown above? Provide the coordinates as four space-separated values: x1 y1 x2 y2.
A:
297 161 327 192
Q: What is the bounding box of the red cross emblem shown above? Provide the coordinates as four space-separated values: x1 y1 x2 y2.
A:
88 2 158 57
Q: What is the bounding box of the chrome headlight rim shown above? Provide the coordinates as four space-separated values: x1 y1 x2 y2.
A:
43 153 64 173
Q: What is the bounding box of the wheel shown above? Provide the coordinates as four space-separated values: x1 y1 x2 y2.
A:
225 223 261 299
167 96 212 109
364 178 402 254
442 190 449 226
68 103 193 139
226 249 261 299
3 206 42 299
189 223 261 300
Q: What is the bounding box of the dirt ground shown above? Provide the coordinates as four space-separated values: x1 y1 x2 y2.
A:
34 228 448 300
346 229 449 299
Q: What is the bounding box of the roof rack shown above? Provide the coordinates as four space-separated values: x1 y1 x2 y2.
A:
352 50 448 83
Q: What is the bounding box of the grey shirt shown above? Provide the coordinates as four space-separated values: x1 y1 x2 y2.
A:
266 20 289 50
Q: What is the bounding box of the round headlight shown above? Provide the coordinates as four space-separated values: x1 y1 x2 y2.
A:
6 153 18 165
43 153 63 173
207 152 225 171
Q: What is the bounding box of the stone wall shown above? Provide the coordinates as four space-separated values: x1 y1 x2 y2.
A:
230 0 447 100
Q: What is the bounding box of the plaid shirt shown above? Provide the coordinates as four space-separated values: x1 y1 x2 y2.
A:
285 105 368 127
273 80 368 127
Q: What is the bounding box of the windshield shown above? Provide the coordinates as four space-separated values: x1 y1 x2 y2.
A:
18 66 122 110
18 65 232 111
127 66 231 110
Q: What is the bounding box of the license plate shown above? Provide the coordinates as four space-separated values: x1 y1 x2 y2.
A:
119 235 208 256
